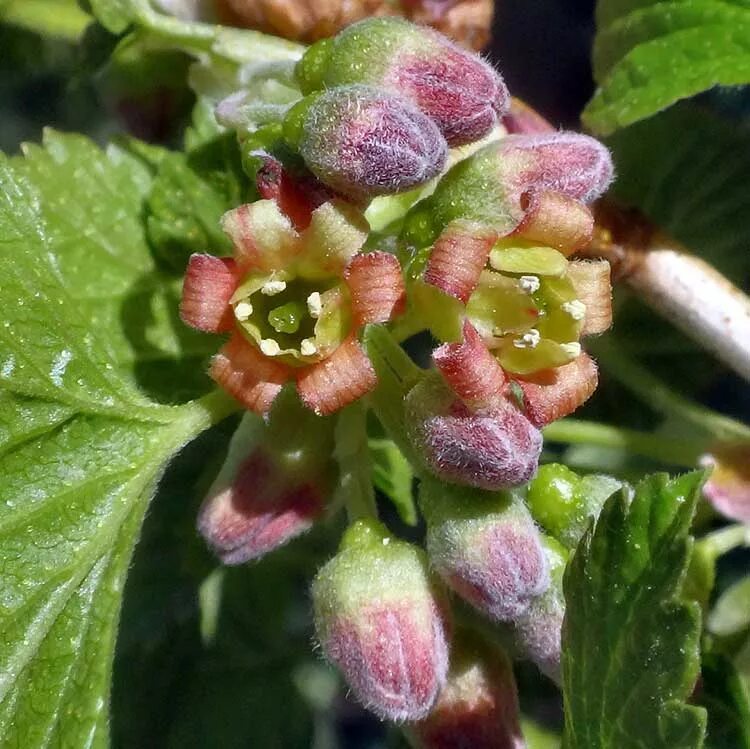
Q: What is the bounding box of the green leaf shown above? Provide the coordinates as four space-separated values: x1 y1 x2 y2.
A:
585 0 750 134
606 102 750 283
369 438 417 526
697 652 750 749
562 472 707 749
0 132 234 747
145 134 250 273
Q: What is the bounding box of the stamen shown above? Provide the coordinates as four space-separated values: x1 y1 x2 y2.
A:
513 329 541 349
307 291 322 319
300 338 318 356
561 342 582 357
260 338 281 356
518 275 540 294
261 280 287 296
562 300 587 320
234 301 253 321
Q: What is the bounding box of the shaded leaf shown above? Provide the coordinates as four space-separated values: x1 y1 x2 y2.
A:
697 652 750 749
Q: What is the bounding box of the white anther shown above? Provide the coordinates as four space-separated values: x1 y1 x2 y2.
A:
562 300 587 321
518 275 541 294
513 329 541 349
561 342 582 358
261 280 286 296
260 338 281 356
306 291 322 319
300 338 317 356
234 301 253 321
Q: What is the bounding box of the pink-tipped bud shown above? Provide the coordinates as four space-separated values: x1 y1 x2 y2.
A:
312 520 450 721
411 631 525 749
297 18 508 146
422 479 550 622
197 393 334 564
295 85 448 201
513 538 567 683
406 373 542 490
500 133 614 204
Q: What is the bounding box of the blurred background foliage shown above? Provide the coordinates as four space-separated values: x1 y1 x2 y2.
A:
1 1 748 747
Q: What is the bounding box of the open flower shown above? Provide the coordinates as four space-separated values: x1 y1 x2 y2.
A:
401 132 612 419
181 179 405 415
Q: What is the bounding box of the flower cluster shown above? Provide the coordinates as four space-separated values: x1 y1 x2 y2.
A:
180 17 618 738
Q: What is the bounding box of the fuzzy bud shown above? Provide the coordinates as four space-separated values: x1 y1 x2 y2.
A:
403 133 613 247
289 85 448 201
422 478 550 622
197 390 335 564
405 372 542 490
312 520 450 721
411 629 525 749
513 537 567 683
296 17 508 145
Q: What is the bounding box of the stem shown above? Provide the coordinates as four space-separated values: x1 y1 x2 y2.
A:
334 402 378 522
184 388 240 431
698 524 750 559
543 418 705 467
592 339 750 443
590 199 750 383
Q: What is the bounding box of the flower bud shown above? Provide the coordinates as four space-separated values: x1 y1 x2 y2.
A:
422 478 550 622
513 537 567 683
197 390 335 564
290 85 448 201
405 372 542 490
312 520 450 721
526 464 622 548
402 133 613 247
296 17 508 145
410 629 524 749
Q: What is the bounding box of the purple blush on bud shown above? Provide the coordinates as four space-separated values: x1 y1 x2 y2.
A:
197 450 324 565
299 85 448 201
422 482 550 622
390 39 509 146
502 132 614 204
313 522 450 722
406 374 542 491
325 600 450 722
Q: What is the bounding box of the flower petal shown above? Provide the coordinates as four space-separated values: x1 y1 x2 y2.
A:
180 253 238 333
296 336 377 415
345 251 406 325
424 220 497 303
210 333 290 414
567 260 613 336
433 321 506 408
514 189 594 255
514 353 598 427
221 200 299 271
700 446 750 523
295 200 370 279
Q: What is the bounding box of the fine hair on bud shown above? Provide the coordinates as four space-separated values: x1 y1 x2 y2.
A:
297 85 448 201
297 18 509 146
312 521 450 722
422 478 550 623
410 628 525 749
513 537 567 683
405 372 542 491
